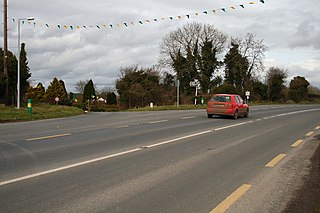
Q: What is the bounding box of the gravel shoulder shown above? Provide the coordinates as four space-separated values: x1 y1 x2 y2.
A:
283 133 320 212
227 133 320 212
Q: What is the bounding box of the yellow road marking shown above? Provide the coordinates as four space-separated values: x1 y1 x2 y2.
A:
210 184 251 213
265 154 286 167
306 131 314 137
315 126 320 130
291 139 303 147
26 133 71 141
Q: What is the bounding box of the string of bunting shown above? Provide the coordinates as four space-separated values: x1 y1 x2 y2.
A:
12 0 265 30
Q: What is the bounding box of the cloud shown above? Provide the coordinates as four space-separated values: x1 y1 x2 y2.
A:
3 0 320 92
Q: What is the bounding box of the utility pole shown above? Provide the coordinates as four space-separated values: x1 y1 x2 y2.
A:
3 0 9 105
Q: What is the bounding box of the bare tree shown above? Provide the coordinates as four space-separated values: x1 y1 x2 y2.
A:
159 22 227 94
75 80 89 94
236 33 267 78
160 22 227 67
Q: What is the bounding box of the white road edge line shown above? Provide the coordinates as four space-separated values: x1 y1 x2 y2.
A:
0 148 141 187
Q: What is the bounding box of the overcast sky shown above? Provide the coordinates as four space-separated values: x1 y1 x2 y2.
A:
3 0 320 92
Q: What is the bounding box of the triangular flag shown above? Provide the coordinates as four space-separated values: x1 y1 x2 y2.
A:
57 25 61 29
139 20 143 24
154 18 158 21
203 11 208 14
46 24 49 27
240 5 245 8
186 15 190 19
124 23 128 27
260 0 265 3
221 8 226 12
96 25 100 29
110 24 113 28
70 26 73 30
212 10 216 13
230 6 236 10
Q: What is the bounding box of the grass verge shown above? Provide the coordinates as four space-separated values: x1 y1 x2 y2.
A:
0 104 84 123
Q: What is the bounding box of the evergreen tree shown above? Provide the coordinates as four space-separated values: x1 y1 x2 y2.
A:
59 79 68 105
0 49 17 105
224 42 249 94
1 44 31 105
45 77 67 103
20 43 31 101
172 50 194 95
25 82 45 103
197 40 220 93
83 79 96 102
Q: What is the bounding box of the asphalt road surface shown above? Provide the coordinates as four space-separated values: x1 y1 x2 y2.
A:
1 104 320 213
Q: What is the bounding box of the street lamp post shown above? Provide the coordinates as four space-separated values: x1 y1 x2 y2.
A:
17 17 34 109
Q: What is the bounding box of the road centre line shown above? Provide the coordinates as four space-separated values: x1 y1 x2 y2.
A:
181 116 196 120
26 133 71 141
148 120 168 124
265 154 286 168
115 125 129 129
210 184 252 213
306 131 314 137
214 122 248 131
291 139 303 147
145 130 213 149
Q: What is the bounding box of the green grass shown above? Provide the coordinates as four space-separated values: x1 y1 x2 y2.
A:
0 104 84 123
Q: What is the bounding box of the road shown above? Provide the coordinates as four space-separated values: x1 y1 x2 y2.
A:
0 105 319 212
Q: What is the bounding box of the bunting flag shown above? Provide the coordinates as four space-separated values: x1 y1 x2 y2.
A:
13 0 265 31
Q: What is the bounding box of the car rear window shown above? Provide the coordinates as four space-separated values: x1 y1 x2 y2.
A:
210 95 231 102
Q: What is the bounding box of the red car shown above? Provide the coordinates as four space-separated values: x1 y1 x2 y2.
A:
206 94 249 119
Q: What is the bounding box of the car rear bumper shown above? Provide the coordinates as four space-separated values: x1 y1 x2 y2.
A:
206 107 235 116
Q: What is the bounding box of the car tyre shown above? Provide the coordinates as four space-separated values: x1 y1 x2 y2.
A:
233 110 238 120
244 109 249 118
207 114 213 118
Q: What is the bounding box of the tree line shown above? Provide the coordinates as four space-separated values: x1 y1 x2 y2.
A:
1 22 319 110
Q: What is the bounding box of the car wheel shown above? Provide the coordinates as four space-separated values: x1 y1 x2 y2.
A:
207 114 213 118
233 110 238 119
244 109 249 118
